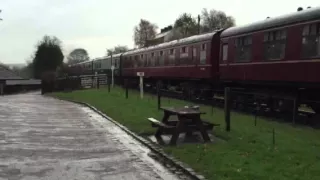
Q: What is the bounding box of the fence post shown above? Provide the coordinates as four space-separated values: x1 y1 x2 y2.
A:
97 76 100 89
292 97 298 125
224 87 231 132
157 83 161 110
108 76 111 92
125 79 128 99
211 90 215 115
254 97 258 126
91 76 94 88
272 128 275 147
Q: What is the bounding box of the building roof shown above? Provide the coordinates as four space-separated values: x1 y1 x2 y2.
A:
0 64 23 80
221 6 320 38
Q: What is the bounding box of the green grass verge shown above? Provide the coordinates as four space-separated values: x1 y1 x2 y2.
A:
51 87 320 180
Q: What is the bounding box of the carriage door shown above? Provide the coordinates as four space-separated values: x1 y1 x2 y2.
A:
192 45 197 65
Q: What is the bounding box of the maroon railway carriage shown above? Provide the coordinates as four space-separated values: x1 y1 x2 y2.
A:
219 7 320 112
121 31 222 90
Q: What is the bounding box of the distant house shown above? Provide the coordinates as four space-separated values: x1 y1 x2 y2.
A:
145 26 174 47
0 63 23 80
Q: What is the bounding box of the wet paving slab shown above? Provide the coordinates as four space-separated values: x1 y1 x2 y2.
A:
0 92 185 180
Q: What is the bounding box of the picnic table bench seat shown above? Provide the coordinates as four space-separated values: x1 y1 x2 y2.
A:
148 106 219 145
148 117 175 128
148 117 176 134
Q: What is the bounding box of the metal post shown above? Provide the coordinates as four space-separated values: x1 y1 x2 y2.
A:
224 87 231 132
272 128 275 146
139 76 144 99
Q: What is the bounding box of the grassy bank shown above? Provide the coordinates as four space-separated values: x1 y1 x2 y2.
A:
52 87 320 180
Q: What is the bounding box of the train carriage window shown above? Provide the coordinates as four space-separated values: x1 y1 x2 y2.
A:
140 54 144 67
114 59 118 68
303 25 310 36
302 23 320 58
168 49 175 65
144 54 148 67
222 44 228 61
151 52 155 66
311 24 317 35
192 47 197 57
200 43 207 65
159 51 164 66
264 33 269 42
138 54 143 67
235 36 252 62
202 43 206 51
181 47 186 53
130 56 134 67
264 29 287 60
180 46 188 64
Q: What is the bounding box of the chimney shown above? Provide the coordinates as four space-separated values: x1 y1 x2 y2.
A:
307 6 311 9
297 7 303 11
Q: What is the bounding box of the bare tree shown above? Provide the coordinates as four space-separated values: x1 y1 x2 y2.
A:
107 45 128 56
201 8 235 33
67 48 90 65
133 19 158 48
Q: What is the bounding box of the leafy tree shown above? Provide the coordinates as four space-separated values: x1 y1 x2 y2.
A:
133 19 158 48
107 45 128 56
67 48 90 64
173 13 198 38
32 35 64 79
201 8 235 33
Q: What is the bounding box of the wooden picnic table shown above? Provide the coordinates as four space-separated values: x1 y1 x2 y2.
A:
148 106 218 145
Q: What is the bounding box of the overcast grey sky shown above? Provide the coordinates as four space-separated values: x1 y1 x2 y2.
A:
0 0 319 65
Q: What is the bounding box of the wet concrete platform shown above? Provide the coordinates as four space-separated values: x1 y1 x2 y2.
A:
0 92 182 180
